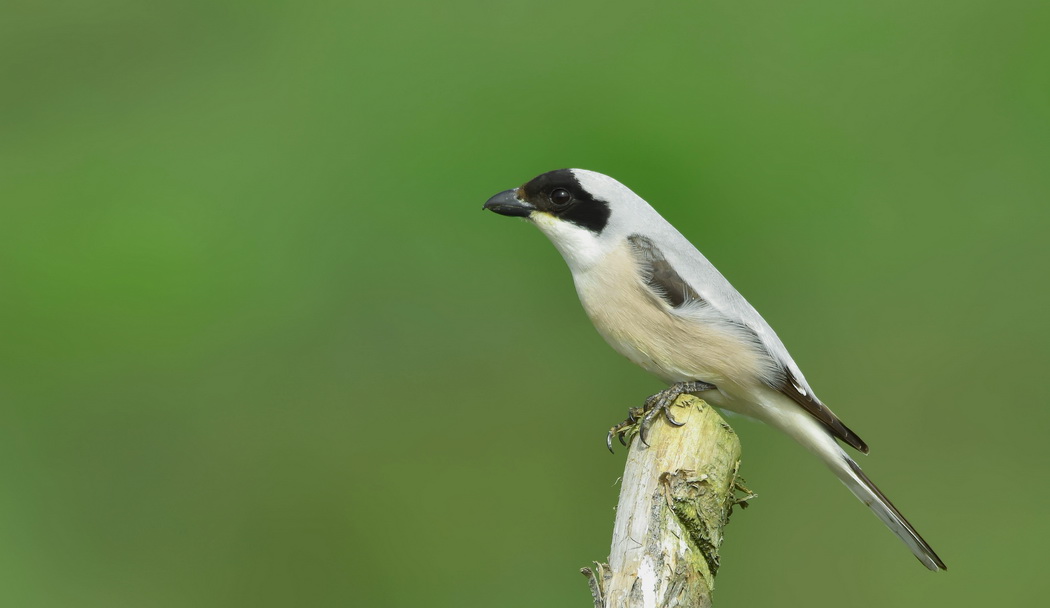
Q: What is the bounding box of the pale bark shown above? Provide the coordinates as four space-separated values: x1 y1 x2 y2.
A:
582 396 752 608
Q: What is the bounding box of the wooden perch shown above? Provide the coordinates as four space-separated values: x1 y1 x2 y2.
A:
582 395 752 608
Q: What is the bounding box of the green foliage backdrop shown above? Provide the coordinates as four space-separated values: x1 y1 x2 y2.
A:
2 1 1048 606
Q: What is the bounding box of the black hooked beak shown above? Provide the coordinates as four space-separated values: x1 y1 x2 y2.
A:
483 189 535 218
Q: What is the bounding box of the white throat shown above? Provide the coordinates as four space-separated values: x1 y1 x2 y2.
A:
530 211 610 274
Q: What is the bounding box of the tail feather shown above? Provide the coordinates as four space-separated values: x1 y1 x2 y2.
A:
748 389 946 570
839 456 947 571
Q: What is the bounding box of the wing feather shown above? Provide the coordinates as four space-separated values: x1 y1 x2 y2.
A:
627 234 698 308
768 369 869 453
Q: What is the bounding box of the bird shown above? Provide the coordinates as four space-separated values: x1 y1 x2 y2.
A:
483 168 946 571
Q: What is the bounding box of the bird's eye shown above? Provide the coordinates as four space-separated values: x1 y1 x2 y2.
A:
549 188 572 207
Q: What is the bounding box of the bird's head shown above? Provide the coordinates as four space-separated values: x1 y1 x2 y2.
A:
483 169 651 271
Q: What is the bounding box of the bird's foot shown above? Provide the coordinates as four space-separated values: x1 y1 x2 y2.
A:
606 380 717 452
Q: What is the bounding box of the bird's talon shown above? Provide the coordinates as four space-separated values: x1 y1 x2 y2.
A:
605 381 717 451
605 382 716 450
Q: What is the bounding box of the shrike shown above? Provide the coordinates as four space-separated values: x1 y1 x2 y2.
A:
483 169 945 570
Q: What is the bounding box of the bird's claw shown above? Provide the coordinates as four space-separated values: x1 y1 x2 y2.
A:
607 407 643 453
606 380 717 452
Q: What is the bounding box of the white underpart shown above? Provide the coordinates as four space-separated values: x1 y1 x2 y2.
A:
570 241 779 391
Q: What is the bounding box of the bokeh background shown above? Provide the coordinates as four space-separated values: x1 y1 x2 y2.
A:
3 1 1048 606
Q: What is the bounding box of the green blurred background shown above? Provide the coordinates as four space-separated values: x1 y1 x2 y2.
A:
2 1 1048 606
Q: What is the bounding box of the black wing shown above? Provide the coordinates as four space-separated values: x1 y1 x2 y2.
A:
770 368 869 453
627 234 700 308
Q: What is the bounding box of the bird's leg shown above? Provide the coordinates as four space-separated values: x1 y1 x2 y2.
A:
606 380 717 452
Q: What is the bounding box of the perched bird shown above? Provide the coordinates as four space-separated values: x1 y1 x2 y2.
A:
483 169 945 571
